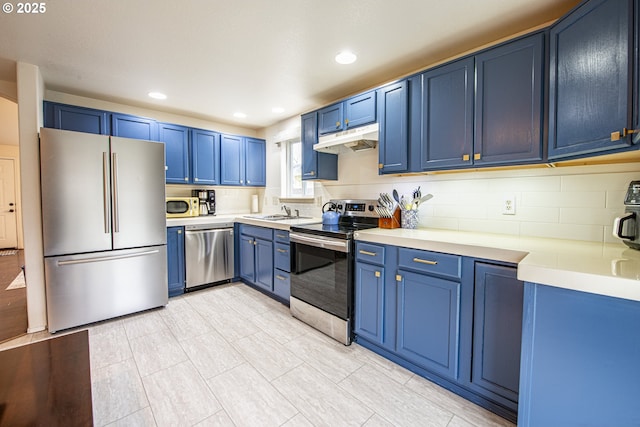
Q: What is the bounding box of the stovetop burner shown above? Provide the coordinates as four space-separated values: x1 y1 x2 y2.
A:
290 199 379 239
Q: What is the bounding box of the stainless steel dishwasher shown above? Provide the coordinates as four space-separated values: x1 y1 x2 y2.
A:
185 222 234 290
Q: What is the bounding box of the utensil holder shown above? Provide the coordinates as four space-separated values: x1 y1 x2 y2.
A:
401 209 419 229
379 207 401 229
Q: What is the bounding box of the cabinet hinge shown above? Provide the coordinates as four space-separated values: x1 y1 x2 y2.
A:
611 128 640 141
463 154 470 161
474 153 481 160
395 274 402 282
375 271 381 278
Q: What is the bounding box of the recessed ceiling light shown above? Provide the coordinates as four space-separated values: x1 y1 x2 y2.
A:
272 107 285 114
148 92 167 100
233 112 247 119
335 50 357 65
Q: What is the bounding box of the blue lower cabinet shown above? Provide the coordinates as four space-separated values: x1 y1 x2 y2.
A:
238 225 274 294
519 283 640 427
167 227 185 297
354 261 385 345
273 270 290 301
469 262 522 411
239 234 256 282
396 269 461 380
274 242 290 272
254 238 273 292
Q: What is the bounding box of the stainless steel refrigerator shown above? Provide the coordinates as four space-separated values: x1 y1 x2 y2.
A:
40 127 168 333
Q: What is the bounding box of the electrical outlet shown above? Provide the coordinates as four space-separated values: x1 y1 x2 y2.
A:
503 194 516 215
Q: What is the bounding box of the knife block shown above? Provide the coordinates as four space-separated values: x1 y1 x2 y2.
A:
378 207 401 229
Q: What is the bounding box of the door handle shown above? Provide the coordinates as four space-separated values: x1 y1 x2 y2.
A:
111 152 119 233
8 209 14 213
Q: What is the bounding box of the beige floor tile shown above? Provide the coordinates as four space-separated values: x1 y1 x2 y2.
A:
338 364 453 427
106 406 156 427
252 308 311 344
180 330 245 379
160 306 212 342
351 343 414 385
284 331 364 383
205 307 261 342
130 328 188 377
193 410 236 427
273 363 374 426
363 414 396 427
91 358 149 426
233 330 303 381
123 310 168 340
282 413 315 427
143 361 221 427
207 363 297 426
89 325 133 371
405 375 515 427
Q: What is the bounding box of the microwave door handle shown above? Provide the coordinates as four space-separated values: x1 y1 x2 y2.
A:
613 212 636 240
111 152 119 233
103 152 110 234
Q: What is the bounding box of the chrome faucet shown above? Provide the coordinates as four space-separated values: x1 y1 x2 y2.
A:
281 205 291 216
294 209 300 218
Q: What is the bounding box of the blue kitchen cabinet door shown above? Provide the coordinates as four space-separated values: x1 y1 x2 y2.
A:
274 242 290 272
220 134 245 185
301 112 338 180
239 234 256 282
244 137 266 186
191 128 219 185
519 283 640 427
167 227 185 297
44 102 109 135
396 269 461 380
354 261 385 345
548 0 635 159
474 33 544 165
345 90 376 129
255 237 273 292
111 113 158 141
377 80 409 174
421 57 474 170
318 102 344 135
469 263 523 411
273 270 290 301
160 123 190 184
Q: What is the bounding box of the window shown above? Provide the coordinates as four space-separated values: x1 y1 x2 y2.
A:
282 140 314 198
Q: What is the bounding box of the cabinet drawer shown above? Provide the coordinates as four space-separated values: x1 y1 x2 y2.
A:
398 248 461 279
274 242 290 272
356 242 385 266
274 230 290 244
273 269 290 300
239 224 273 241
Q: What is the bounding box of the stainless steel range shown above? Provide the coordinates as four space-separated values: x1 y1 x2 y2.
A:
289 199 379 345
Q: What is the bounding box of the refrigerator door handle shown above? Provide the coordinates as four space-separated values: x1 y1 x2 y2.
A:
57 249 160 266
103 152 111 234
111 152 119 233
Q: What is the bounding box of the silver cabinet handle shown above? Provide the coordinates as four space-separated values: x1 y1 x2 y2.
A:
276 275 286 280
276 248 288 253
58 249 160 266
413 257 437 265
111 152 119 233
359 250 377 256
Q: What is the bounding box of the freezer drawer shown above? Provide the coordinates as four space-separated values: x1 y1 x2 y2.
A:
44 246 168 333
185 228 234 289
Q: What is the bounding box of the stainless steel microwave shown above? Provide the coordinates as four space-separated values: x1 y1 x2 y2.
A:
166 197 199 218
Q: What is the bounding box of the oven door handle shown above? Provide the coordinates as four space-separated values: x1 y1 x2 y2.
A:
290 232 350 253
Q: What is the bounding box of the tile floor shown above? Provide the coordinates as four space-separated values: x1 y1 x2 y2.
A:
0 282 516 427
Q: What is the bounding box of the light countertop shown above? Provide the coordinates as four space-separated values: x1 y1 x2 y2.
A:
354 228 640 303
166 214 321 230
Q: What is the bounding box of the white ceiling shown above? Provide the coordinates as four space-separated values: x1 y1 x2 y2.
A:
0 0 579 130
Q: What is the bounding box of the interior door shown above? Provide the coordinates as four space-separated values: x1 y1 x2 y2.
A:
110 137 166 250
0 158 17 248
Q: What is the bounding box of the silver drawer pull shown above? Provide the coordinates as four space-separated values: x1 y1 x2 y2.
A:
359 250 377 256
413 257 438 265
277 248 288 253
276 275 286 280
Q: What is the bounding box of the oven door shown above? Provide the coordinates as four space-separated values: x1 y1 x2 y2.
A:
290 232 352 320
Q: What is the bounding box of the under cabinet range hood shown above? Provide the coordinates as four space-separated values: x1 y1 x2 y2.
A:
314 122 379 154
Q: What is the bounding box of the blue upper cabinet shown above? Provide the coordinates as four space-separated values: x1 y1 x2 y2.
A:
421 57 475 170
43 102 109 135
377 80 409 174
191 128 220 185
220 134 245 186
548 0 635 159
301 111 338 180
317 90 376 135
111 113 158 141
160 123 190 184
244 138 266 186
474 32 544 165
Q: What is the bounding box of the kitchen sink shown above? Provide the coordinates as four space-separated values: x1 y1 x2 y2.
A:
247 214 312 221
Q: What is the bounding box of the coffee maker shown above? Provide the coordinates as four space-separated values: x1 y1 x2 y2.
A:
192 189 216 216
613 181 640 249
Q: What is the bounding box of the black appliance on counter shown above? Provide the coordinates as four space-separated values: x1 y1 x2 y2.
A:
289 199 379 345
614 181 640 249
192 189 216 215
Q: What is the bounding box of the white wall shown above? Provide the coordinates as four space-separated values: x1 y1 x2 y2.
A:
263 117 638 243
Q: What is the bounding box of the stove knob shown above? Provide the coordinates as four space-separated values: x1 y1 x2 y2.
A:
368 205 374 212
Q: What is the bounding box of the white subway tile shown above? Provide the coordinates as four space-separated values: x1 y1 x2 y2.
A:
520 222 604 242
521 191 605 208
458 219 520 236
559 208 620 226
